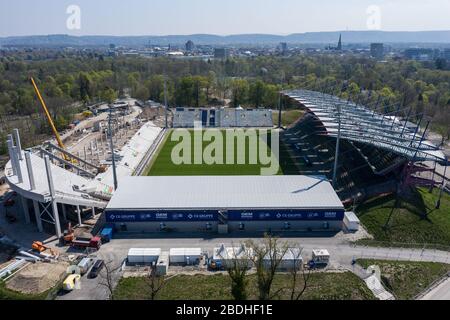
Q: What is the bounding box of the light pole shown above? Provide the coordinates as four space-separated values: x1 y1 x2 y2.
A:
109 107 118 191
332 104 342 188
278 71 285 129
164 73 168 129
278 90 282 129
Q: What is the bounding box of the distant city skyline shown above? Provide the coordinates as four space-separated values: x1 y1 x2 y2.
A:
1 0 450 37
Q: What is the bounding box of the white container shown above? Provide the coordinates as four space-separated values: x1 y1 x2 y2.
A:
184 248 202 265
128 248 161 265
169 248 202 265
169 248 185 264
343 212 360 231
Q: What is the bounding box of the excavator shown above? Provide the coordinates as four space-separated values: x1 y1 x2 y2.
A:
31 241 59 257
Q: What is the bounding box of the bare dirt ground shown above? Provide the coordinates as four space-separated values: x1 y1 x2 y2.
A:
0 183 10 197
6 261 69 295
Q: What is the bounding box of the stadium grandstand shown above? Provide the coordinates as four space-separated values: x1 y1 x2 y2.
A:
173 107 273 128
4 123 164 238
281 89 448 204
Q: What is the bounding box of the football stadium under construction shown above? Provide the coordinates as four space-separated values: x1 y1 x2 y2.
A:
3 88 448 238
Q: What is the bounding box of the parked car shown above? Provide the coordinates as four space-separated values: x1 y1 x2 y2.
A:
88 259 105 279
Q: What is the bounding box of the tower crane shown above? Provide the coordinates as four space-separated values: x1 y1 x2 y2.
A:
30 77 70 161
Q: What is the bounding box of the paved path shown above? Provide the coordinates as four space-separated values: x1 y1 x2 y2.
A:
420 277 450 300
96 237 450 268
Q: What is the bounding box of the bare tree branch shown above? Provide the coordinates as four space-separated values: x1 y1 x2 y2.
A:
98 260 121 300
247 234 290 300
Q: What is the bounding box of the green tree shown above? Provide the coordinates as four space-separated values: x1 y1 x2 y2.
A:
230 79 249 108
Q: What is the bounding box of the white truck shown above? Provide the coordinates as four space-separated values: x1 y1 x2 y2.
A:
309 249 330 268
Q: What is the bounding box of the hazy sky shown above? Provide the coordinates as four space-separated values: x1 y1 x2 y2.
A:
1 0 450 37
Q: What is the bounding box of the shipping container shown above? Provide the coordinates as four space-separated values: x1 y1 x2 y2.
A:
343 212 360 232
169 248 202 265
127 248 161 265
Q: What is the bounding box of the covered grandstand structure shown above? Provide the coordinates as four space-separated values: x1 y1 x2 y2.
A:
282 89 448 203
105 175 345 233
173 107 273 128
283 90 446 163
4 123 164 238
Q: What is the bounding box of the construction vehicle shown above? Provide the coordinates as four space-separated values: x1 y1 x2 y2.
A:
63 274 81 291
31 241 59 257
308 249 330 269
63 223 102 251
208 259 224 271
71 236 102 251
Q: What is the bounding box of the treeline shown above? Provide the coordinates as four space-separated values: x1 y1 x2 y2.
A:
0 53 449 138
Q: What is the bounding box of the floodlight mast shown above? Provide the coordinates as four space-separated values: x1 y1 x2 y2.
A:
278 91 282 129
108 107 118 191
278 71 285 129
164 74 168 129
332 103 342 188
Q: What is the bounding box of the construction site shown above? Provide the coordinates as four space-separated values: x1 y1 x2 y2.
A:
0 79 448 300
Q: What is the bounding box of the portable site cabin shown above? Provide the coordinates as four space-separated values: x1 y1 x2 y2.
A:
311 249 330 265
169 248 202 266
263 248 303 271
127 248 161 265
213 244 253 269
343 212 360 232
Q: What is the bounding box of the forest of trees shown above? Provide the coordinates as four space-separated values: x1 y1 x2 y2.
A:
0 52 449 156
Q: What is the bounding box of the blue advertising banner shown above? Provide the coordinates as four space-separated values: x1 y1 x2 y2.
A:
105 209 345 223
106 211 218 223
227 210 345 221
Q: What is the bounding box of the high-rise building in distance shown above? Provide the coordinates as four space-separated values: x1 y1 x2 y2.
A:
214 48 229 59
185 40 195 52
370 43 384 60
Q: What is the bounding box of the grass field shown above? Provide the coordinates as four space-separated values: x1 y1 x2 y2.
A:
356 188 450 248
357 259 450 300
146 129 298 176
114 272 375 300
273 110 304 128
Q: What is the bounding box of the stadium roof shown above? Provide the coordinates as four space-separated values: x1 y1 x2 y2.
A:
283 89 447 164
106 175 344 211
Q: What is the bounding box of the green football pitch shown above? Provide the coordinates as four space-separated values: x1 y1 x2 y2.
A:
145 129 298 176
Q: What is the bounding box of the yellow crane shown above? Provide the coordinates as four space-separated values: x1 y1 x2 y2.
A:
30 77 71 161
30 77 66 149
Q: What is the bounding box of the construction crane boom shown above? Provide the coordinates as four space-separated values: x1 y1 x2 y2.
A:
30 77 66 150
